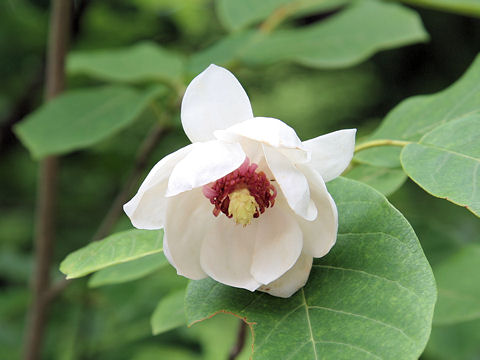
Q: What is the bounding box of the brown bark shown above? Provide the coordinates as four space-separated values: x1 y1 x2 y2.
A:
23 1 71 359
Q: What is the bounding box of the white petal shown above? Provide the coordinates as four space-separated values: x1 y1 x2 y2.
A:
215 117 303 149
263 144 317 221
297 165 338 258
166 140 245 197
303 129 356 182
181 64 254 143
162 234 176 268
279 147 311 164
250 206 303 285
164 188 212 280
200 216 262 292
259 253 313 298
123 144 194 229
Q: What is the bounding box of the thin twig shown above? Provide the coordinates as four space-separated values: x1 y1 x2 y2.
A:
228 320 248 360
92 124 172 241
24 157 59 360
91 95 180 241
23 0 71 359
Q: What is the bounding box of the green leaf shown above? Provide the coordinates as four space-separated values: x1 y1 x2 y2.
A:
388 181 480 268
246 1 428 68
424 319 480 360
356 54 480 167
188 31 253 75
60 229 163 279
88 252 168 288
151 289 187 335
185 177 436 360
67 41 185 85
14 85 164 159
215 0 347 32
344 163 407 196
189 1 427 73
401 114 480 216
432 244 480 325
401 0 480 18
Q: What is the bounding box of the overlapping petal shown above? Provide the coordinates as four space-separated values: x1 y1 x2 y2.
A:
200 215 261 291
181 64 254 143
297 165 338 258
303 129 356 182
164 189 212 280
215 117 304 149
123 144 194 229
263 144 317 221
166 140 245 197
250 206 303 285
259 252 313 298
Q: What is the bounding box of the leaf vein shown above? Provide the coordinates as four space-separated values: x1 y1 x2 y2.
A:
418 143 479 161
255 304 304 351
308 306 416 344
301 289 318 360
315 340 383 360
313 265 420 299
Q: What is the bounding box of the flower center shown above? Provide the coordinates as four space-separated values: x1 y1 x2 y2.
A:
202 158 277 225
228 188 258 226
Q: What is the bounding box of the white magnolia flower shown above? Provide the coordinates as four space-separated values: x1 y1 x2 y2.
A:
124 65 356 298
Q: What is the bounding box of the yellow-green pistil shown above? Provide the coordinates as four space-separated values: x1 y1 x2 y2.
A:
228 188 259 226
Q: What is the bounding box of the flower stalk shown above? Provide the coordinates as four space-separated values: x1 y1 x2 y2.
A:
354 139 411 153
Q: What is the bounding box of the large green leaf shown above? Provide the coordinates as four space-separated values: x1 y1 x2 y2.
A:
401 114 480 216
185 177 436 360
432 244 480 325
151 289 187 335
189 1 427 73
88 252 168 288
401 0 480 18
245 1 427 68
215 0 347 32
67 42 185 85
188 31 253 75
356 54 480 167
14 85 164 159
344 163 407 196
60 229 163 279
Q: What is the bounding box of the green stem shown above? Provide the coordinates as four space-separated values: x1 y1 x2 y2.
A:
354 139 411 153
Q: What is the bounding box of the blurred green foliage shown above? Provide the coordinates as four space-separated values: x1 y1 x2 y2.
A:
1 0 480 359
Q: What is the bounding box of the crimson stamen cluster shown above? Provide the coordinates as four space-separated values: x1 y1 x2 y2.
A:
202 158 277 219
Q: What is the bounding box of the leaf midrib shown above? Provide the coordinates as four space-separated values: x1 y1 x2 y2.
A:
301 289 318 360
64 233 163 278
414 142 480 161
